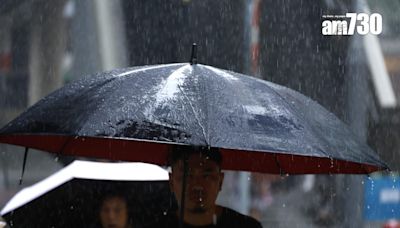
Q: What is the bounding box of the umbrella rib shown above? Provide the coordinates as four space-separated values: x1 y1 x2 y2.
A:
167 65 209 145
177 83 209 145
117 63 184 77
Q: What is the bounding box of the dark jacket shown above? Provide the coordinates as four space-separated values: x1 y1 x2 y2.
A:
146 206 262 228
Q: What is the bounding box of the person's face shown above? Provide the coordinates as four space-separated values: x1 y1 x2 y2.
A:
169 153 224 215
99 196 129 228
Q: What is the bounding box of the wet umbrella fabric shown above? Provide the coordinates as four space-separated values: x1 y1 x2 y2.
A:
0 63 388 174
1 161 172 227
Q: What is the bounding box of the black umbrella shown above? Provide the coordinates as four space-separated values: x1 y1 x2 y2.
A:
1 161 173 227
0 50 388 174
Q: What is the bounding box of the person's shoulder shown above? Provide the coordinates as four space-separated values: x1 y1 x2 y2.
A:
219 207 263 228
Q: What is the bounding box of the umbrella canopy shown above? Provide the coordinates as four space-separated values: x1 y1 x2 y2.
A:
1 161 172 227
0 63 388 174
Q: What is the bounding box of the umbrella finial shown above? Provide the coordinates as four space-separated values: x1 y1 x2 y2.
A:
190 43 197 65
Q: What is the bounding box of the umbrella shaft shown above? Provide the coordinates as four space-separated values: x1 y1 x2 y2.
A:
19 148 29 185
179 153 189 228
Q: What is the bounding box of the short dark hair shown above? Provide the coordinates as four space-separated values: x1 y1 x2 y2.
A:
101 193 127 204
168 145 222 167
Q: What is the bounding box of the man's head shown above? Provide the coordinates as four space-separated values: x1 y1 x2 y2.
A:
168 146 224 217
99 194 130 228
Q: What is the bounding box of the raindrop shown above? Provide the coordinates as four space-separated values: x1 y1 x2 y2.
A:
163 211 167 215
70 205 74 210
282 204 286 208
54 157 59 162
163 129 168 135
367 205 370 210
361 180 364 185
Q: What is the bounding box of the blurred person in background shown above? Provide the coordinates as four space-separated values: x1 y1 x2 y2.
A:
98 193 132 228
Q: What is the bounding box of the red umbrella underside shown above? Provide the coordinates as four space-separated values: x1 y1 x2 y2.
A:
0 134 382 174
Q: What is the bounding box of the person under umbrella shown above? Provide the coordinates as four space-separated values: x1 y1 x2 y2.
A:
147 146 262 228
1 161 171 228
98 193 133 228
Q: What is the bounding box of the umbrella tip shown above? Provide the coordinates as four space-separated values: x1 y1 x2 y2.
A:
190 43 197 65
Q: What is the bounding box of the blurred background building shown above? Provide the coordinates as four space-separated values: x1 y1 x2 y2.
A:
0 0 399 227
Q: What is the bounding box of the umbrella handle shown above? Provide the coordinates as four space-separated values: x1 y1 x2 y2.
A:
19 147 29 185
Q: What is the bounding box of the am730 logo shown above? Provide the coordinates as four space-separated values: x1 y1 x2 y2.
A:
322 13 382 35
